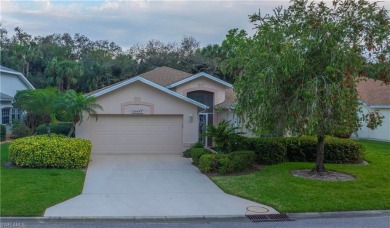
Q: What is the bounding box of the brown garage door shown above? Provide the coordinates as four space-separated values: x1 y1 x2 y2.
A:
91 115 183 154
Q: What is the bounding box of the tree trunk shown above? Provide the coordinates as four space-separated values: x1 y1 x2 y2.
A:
43 114 51 137
46 122 51 137
68 123 76 137
312 135 326 173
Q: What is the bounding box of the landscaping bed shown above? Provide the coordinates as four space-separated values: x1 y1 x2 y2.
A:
211 140 390 212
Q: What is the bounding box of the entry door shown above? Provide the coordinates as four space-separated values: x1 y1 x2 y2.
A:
199 113 213 146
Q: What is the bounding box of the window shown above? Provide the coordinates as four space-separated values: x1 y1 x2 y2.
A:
11 108 20 122
187 91 214 113
1 108 10 124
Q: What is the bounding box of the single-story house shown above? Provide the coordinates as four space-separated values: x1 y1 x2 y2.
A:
354 77 390 142
78 67 237 154
78 67 389 155
0 65 35 133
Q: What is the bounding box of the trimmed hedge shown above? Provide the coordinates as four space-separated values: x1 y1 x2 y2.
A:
36 122 74 137
248 138 287 165
0 124 5 141
198 150 256 174
190 148 211 165
278 136 364 163
230 150 257 171
225 135 364 164
9 134 91 168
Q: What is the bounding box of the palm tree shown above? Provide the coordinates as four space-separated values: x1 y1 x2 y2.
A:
21 88 59 136
62 90 103 137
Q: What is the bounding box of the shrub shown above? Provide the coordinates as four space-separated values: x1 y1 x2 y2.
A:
278 137 317 162
217 154 234 175
249 138 287 165
11 121 32 139
278 136 364 163
0 124 5 141
183 149 192 158
199 154 219 173
9 134 91 168
324 137 364 163
183 141 205 157
229 150 256 171
190 148 211 165
226 134 251 152
36 122 74 137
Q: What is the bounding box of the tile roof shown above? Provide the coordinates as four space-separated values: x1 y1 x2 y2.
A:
357 77 390 106
86 66 192 96
139 66 192 86
215 88 236 109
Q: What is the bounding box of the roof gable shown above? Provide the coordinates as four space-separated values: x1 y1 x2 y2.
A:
0 65 35 90
89 76 208 109
166 72 233 89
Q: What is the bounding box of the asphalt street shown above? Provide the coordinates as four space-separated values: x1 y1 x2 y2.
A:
1 215 389 228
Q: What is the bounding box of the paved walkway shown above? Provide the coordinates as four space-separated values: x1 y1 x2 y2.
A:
44 154 278 218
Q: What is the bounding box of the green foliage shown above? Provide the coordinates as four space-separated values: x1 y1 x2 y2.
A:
217 154 234 175
183 142 204 158
212 140 389 212
190 148 211 165
248 138 287 165
278 136 364 164
204 120 239 152
222 0 390 171
0 125 6 141
199 154 219 173
9 134 91 168
191 141 204 149
229 150 256 172
36 123 74 137
11 121 32 139
60 89 103 137
198 151 256 174
226 134 251 152
1 143 85 216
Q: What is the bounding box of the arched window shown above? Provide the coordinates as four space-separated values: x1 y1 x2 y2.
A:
187 91 214 113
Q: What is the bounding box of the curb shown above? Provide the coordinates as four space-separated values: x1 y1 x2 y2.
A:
1 210 389 222
288 210 390 219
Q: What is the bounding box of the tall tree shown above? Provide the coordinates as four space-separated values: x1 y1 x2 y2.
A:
223 0 389 172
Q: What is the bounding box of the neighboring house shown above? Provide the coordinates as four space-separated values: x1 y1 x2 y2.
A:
77 67 236 154
0 66 35 133
354 78 390 142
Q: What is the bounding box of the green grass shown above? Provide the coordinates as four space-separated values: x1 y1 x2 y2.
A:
212 140 390 212
0 143 86 216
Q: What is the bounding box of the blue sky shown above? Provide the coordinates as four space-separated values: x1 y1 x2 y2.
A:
1 0 389 49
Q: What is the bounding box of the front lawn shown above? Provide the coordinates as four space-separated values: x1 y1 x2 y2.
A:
0 143 86 216
212 140 390 212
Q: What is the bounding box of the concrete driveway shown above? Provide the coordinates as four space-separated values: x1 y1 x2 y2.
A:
44 154 278 218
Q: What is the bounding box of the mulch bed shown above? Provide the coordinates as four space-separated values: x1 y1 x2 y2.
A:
291 169 356 181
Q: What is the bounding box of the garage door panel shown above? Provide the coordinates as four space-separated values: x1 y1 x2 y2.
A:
91 115 183 154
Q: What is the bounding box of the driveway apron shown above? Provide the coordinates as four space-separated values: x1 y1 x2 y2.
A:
44 154 278 217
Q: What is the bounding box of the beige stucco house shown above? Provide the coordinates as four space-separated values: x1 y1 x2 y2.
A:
77 67 237 154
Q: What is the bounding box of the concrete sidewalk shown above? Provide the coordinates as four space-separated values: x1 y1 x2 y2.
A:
44 154 278 218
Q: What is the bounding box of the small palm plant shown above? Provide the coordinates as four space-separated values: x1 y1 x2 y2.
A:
61 90 103 137
21 88 59 137
204 120 240 152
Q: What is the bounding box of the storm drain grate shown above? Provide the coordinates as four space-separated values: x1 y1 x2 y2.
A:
246 213 293 222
